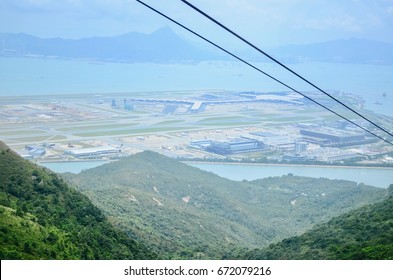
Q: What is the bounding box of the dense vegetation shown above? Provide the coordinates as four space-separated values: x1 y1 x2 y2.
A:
65 150 385 259
2 141 390 260
0 141 156 259
244 185 393 259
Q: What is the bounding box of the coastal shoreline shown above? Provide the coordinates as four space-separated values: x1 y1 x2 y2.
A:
182 160 393 170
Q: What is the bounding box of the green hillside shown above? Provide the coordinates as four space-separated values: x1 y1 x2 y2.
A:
0 141 156 259
244 185 393 260
65 150 385 259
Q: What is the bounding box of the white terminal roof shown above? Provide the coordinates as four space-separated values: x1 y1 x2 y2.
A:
65 146 117 156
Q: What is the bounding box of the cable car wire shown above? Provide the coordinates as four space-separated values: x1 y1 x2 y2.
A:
136 0 393 146
179 0 393 140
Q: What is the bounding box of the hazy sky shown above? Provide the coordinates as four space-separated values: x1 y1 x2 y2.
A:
1 0 393 47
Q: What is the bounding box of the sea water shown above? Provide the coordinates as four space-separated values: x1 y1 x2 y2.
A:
188 162 393 189
38 159 393 188
0 57 392 116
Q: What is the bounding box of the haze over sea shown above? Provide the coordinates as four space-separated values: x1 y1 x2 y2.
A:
1 57 392 116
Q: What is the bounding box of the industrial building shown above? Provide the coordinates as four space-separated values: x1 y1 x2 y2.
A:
29 148 46 158
300 127 366 147
295 141 308 154
208 138 265 155
25 145 43 151
64 146 118 159
303 147 362 162
248 132 296 151
189 138 265 155
190 101 203 113
25 145 46 158
189 140 212 150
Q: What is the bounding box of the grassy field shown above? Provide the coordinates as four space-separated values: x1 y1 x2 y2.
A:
74 126 189 137
3 90 390 163
0 130 49 137
56 123 140 132
154 120 185 125
7 135 67 143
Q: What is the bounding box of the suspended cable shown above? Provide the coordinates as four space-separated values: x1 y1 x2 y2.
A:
179 0 393 140
136 0 393 146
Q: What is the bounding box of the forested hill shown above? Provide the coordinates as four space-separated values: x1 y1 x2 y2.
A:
244 185 393 260
65 150 386 259
0 141 156 259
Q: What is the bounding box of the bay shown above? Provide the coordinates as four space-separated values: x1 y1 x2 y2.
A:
188 162 393 188
39 160 108 174
1 57 392 116
39 159 393 189
3 57 393 187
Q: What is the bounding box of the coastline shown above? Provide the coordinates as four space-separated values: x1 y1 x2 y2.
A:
184 160 393 188
35 158 393 187
35 158 393 170
183 160 393 170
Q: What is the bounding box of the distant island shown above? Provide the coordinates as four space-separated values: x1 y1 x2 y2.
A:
0 27 220 63
270 37 393 65
1 27 393 64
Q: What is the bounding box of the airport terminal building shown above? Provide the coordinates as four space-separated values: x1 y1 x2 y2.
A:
64 146 118 159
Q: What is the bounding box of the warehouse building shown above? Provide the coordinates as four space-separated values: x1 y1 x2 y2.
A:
189 140 212 150
247 132 295 151
295 141 308 154
189 138 265 155
24 144 46 158
64 146 118 159
207 138 265 155
300 127 365 146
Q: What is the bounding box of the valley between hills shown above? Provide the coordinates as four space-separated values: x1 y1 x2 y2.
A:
2 140 391 260
64 150 390 259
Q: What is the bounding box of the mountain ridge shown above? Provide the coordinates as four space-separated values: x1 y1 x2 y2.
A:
1 142 390 260
271 37 393 64
2 28 393 64
65 150 386 259
0 141 156 259
244 185 393 259
0 27 219 63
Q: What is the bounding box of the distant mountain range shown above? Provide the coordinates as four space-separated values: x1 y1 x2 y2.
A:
1 27 393 64
271 38 393 64
0 27 219 63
